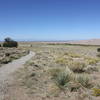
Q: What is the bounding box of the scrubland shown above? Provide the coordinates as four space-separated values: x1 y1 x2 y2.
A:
5 43 100 100
0 47 28 67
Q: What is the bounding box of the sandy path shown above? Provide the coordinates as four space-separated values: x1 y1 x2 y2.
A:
0 51 35 100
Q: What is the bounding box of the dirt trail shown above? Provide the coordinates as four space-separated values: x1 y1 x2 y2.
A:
0 51 35 100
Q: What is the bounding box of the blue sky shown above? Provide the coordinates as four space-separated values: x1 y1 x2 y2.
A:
0 0 100 41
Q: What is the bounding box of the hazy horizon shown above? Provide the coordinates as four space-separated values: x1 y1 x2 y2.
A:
0 38 86 42
0 0 100 41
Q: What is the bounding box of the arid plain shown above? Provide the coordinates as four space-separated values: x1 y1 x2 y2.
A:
0 41 99 100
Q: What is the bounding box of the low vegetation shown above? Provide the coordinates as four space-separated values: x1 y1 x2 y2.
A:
0 47 28 67
97 48 100 52
0 38 29 67
85 57 99 65
76 74 92 88
9 43 100 100
3 37 18 47
93 88 100 96
68 61 86 73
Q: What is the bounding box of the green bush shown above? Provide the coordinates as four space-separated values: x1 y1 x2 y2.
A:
3 37 18 47
97 48 100 52
3 41 18 47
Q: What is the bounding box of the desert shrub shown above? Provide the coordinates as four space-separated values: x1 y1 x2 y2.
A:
54 69 73 89
3 37 18 47
66 81 80 92
5 37 13 42
63 52 81 58
30 44 32 47
93 88 100 96
30 72 36 77
1 57 12 64
55 72 70 88
49 68 64 79
97 53 100 57
49 67 83 91
97 54 100 57
5 52 10 56
76 74 92 88
85 57 99 65
97 48 100 52
55 57 66 64
84 65 99 73
55 56 72 65
9 55 19 60
68 52 81 58
63 52 69 55
68 61 86 73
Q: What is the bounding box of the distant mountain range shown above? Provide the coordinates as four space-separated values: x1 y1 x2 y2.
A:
68 39 100 45
1 39 100 45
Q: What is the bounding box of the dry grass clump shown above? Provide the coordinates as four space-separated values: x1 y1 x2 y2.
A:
49 67 73 89
67 52 81 58
85 57 99 65
68 61 87 73
97 48 100 57
54 71 71 89
55 56 73 65
97 53 100 57
48 67 65 79
50 67 93 94
48 54 93 91
76 74 92 88
55 54 100 74
92 84 100 97
55 57 67 64
84 65 99 73
63 52 81 58
0 57 12 64
93 88 100 96
55 52 81 65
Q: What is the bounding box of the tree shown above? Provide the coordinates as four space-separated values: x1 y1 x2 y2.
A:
5 37 13 42
3 37 18 47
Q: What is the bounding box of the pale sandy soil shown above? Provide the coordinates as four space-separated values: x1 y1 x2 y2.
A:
0 51 35 100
